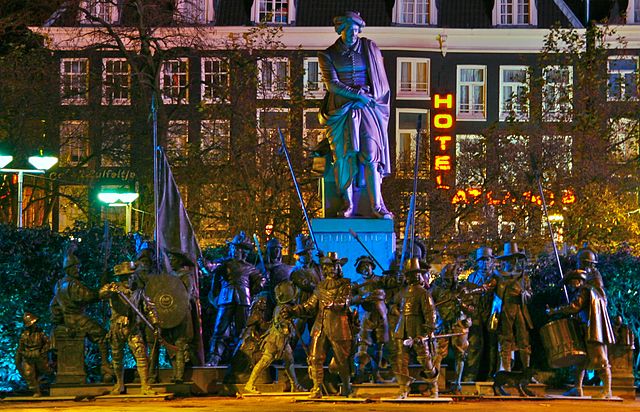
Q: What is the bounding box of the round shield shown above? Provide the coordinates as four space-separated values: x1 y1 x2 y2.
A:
144 273 190 329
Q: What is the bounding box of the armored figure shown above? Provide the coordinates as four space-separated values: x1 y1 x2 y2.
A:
49 248 112 380
294 252 355 398
351 255 395 383
319 11 392 219
431 263 472 393
263 237 294 312
480 243 533 372
577 246 605 293
244 281 305 393
463 246 498 381
207 232 264 366
16 313 50 397
290 234 323 351
392 258 438 399
546 269 615 398
99 262 159 395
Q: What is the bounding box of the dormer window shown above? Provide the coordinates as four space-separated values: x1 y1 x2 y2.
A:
252 0 296 24
175 0 215 24
79 0 119 25
392 0 437 25
626 0 640 23
493 0 537 26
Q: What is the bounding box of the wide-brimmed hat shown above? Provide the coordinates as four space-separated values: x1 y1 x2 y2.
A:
319 252 348 266
355 255 376 271
275 280 298 304
114 261 136 276
227 231 254 250
562 269 587 284
23 312 38 327
294 234 314 254
497 242 526 260
404 257 429 274
475 246 494 261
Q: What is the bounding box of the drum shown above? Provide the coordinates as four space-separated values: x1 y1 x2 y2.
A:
540 317 587 368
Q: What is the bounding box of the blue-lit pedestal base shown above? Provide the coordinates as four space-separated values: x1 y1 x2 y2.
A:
311 218 395 280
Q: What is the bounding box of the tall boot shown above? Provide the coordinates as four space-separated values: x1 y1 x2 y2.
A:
206 337 224 366
499 351 512 372
172 354 185 384
99 341 114 382
110 360 126 395
364 165 392 219
137 357 157 395
307 364 323 399
244 356 270 394
599 367 612 399
285 361 305 392
339 366 351 397
574 369 585 397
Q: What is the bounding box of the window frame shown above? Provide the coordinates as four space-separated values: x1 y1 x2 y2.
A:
493 0 537 26
201 57 229 103
102 58 131 105
160 58 189 105
303 57 325 99
542 65 573 122
607 56 639 101
626 0 640 24
499 65 529 121
60 58 89 105
166 119 190 165
79 0 119 25
59 120 90 167
397 58 431 100
392 0 438 26
395 108 430 179
251 0 296 25
175 0 216 24
455 134 486 187
456 65 487 121
257 57 290 99
200 119 231 164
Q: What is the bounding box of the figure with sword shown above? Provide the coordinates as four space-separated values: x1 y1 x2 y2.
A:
99 262 160 395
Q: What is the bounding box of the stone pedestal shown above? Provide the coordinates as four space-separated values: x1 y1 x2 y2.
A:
52 326 86 384
609 343 637 400
311 218 395 280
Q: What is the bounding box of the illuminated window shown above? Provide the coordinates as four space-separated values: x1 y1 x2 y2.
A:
457 66 486 120
199 184 230 245
610 118 640 162
396 109 429 178
493 0 537 26
252 0 295 24
102 58 130 105
60 58 89 105
303 109 324 150
456 135 485 187
201 57 229 103
304 57 324 99
79 0 118 24
175 0 215 24
257 57 290 99
201 119 230 164
397 58 430 99
499 66 529 121
59 121 90 168
393 0 436 25
542 65 573 122
58 185 88 232
161 58 189 104
166 120 189 165
607 57 638 101
101 120 130 167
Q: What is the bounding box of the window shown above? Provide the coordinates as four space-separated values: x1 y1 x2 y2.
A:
252 0 295 24
175 0 215 24
607 57 638 101
541 135 572 181
499 66 529 121
102 58 130 105
456 135 485 187
166 120 189 165
304 57 324 99
257 108 289 168
303 109 323 150
625 1 640 23
397 58 430 99
493 0 537 26
58 185 88 232
79 0 118 24
542 66 573 122
60 58 89 105
457 66 486 120
395 109 429 178
101 120 130 167
610 118 640 162
201 120 230 164
393 0 436 25
498 135 528 186
199 184 230 244
257 58 290 99
59 121 90 167
201 57 229 103
161 58 189 104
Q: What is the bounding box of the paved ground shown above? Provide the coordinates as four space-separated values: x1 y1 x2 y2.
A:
2 396 640 412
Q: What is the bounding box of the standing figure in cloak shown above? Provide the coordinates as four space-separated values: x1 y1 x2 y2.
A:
319 11 392 219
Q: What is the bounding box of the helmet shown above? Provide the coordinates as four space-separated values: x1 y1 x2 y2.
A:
23 312 38 327
63 252 80 269
577 248 598 265
355 255 376 271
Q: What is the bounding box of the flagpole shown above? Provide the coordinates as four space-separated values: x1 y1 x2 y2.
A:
152 93 160 273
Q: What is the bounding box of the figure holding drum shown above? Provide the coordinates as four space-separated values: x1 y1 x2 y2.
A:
546 269 615 398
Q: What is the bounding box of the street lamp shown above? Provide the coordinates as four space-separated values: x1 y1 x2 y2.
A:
0 153 58 228
97 191 139 233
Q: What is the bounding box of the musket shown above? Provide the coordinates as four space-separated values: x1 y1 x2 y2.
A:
403 332 466 347
278 127 321 253
116 291 179 351
348 228 385 270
